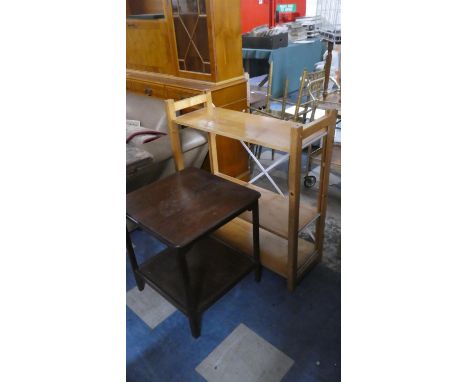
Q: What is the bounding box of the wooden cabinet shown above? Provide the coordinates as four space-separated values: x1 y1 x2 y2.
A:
126 19 176 74
126 0 243 81
170 0 212 75
126 1 176 74
126 0 248 178
167 0 243 82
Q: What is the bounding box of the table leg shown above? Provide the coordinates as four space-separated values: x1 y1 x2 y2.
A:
126 227 145 291
176 246 200 338
252 201 262 282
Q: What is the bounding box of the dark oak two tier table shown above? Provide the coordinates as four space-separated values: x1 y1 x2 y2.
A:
126 167 262 338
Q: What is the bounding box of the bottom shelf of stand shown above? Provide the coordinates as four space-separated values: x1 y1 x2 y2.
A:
212 217 318 278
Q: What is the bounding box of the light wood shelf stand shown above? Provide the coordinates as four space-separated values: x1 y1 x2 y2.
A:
166 92 337 291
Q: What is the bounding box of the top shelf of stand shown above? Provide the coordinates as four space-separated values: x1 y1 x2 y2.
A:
174 107 300 152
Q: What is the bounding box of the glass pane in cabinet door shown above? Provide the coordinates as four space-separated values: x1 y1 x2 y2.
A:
171 0 210 74
172 0 198 14
199 0 206 15
193 17 209 63
185 44 204 73
173 17 190 59
172 0 178 14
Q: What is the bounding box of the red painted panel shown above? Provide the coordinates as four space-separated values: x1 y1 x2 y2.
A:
240 0 306 34
240 0 269 34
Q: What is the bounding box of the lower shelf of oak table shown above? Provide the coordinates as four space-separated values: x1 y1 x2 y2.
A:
137 236 255 316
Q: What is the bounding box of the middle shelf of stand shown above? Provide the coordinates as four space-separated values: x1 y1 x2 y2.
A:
239 183 319 239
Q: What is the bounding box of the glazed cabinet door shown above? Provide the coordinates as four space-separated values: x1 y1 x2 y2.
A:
169 0 214 80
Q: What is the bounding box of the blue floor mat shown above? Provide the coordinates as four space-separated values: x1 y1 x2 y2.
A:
127 228 340 382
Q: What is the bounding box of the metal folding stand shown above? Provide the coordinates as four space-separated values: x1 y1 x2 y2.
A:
241 141 287 196
243 125 328 194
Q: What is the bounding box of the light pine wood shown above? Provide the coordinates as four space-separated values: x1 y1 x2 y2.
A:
212 217 317 278
312 144 341 170
127 75 250 178
164 99 184 171
213 171 245 184
331 144 341 169
168 92 337 291
205 91 213 111
302 114 333 140
208 133 219 173
167 92 213 171
238 183 319 240
286 125 303 291
173 93 209 112
303 128 328 149
315 110 338 258
174 107 298 152
213 142 318 243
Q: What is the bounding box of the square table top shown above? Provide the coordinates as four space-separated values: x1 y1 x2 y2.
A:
126 168 261 248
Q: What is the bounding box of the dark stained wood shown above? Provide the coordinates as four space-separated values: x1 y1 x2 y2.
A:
137 236 255 315
126 166 262 338
126 167 260 248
